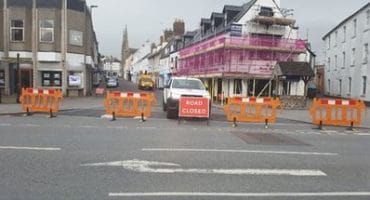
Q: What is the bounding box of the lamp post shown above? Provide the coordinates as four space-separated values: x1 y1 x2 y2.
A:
16 53 20 103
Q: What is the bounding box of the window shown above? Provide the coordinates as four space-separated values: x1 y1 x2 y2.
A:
10 20 24 41
339 79 342 96
335 55 337 70
328 36 331 49
353 19 357 37
234 79 242 94
40 20 54 42
69 30 83 46
334 31 338 46
0 70 4 86
42 71 62 87
343 26 346 42
351 48 356 66
348 77 352 95
328 79 331 94
362 76 367 95
259 7 274 17
363 43 369 64
342 52 346 69
327 57 331 72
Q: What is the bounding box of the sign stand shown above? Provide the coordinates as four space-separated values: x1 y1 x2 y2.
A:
178 97 210 126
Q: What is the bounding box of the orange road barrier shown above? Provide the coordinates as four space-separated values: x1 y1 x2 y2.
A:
310 98 366 129
104 91 156 120
19 88 63 117
224 97 280 127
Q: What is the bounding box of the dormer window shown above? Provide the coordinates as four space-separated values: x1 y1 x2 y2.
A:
259 7 274 17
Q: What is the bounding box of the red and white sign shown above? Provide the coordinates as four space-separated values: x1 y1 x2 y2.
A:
95 88 105 95
179 97 210 118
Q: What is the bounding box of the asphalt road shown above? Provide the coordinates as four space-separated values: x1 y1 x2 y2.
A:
1 79 370 199
0 113 370 199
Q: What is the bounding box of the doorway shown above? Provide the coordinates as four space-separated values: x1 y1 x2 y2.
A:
20 69 33 89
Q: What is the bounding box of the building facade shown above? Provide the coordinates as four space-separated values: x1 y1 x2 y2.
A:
0 0 99 97
102 56 121 78
176 0 310 100
323 3 370 101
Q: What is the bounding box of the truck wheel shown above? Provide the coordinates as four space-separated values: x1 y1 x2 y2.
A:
166 109 176 119
163 100 167 111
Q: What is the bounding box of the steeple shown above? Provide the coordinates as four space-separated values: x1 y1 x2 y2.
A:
121 25 130 68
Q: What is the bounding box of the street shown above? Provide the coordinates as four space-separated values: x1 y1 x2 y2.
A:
0 79 370 200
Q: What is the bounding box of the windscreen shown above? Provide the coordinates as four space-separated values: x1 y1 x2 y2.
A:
171 79 205 90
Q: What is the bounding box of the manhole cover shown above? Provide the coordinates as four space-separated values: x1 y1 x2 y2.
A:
232 132 310 146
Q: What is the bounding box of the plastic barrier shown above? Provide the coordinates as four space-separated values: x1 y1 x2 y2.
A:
19 88 63 117
310 98 366 129
104 91 156 120
224 97 280 126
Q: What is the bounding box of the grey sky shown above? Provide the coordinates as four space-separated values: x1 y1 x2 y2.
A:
86 0 369 63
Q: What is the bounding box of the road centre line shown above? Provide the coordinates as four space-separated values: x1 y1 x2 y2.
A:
142 148 338 156
109 192 370 197
0 146 61 151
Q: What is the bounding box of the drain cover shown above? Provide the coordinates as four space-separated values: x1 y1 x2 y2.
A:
233 132 310 146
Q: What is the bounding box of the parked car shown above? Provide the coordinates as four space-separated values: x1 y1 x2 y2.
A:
163 77 210 119
106 78 119 88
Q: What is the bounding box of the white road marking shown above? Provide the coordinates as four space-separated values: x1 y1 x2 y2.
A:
24 124 40 127
108 192 370 197
0 146 61 151
142 148 338 156
136 127 156 130
82 159 326 176
356 133 370 136
0 123 12 126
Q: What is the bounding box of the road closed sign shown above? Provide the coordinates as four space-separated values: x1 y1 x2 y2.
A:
179 97 210 118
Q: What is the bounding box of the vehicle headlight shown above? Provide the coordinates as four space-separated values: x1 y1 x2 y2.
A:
203 93 211 99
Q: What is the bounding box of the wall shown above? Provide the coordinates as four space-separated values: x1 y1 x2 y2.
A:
324 5 370 101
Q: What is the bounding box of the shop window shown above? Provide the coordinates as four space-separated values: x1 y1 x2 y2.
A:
11 20 24 41
42 71 62 87
40 20 54 42
234 79 242 94
0 70 5 86
68 72 82 87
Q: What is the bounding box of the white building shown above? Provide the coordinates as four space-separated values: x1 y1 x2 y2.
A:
102 57 121 77
323 3 370 101
128 40 152 83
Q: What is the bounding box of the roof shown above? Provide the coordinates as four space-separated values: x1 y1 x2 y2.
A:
211 12 224 20
233 0 257 22
223 5 243 13
183 31 197 37
201 18 211 25
323 2 370 39
277 62 314 77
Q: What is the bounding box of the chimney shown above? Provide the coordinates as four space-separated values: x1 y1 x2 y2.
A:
160 36 164 45
173 19 185 36
164 29 173 42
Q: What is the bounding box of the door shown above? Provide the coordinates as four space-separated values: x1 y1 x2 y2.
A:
20 69 32 89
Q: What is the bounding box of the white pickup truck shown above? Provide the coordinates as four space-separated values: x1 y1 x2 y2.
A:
163 77 211 119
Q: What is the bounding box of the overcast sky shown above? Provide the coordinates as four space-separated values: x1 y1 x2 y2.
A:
86 0 369 63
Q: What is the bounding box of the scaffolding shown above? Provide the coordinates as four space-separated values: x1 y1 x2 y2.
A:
177 4 305 98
